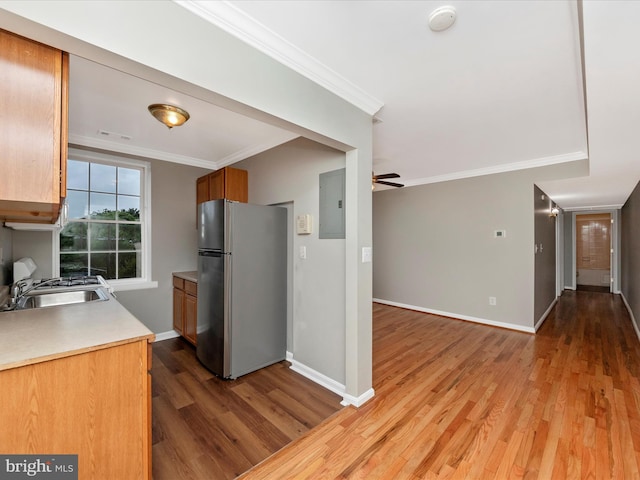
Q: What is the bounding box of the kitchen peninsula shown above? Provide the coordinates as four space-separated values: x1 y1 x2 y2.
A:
0 295 154 479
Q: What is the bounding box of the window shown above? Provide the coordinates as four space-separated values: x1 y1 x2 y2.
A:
58 153 152 288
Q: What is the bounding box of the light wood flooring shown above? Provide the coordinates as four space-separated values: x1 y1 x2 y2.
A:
240 290 640 479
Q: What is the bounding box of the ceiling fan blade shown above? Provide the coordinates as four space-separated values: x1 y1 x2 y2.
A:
375 180 404 188
373 173 400 180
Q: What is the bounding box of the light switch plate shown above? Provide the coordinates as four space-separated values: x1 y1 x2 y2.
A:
362 247 372 263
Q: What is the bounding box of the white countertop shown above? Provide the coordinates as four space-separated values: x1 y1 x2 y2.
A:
0 292 154 371
173 270 198 283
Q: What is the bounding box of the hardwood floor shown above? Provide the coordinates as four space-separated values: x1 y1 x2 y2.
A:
151 338 343 479
239 290 640 479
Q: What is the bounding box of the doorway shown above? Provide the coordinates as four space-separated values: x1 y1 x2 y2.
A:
575 213 611 292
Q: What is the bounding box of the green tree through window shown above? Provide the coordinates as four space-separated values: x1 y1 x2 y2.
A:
60 159 143 280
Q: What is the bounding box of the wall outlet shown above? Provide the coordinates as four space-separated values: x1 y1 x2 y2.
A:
299 246 307 259
489 297 497 306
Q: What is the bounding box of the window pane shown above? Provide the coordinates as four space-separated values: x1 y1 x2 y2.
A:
60 253 88 277
90 163 117 193
118 252 140 279
119 224 141 250
90 223 116 250
117 195 140 221
60 223 88 252
60 159 146 281
67 190 89 219
67 160 88 190
90 192 116 219
90 252 116 279
118 168 140 195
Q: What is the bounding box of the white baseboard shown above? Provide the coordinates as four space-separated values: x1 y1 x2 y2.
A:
534 298 557 332
287 354 375 407
620 293 640 342
153 329 181 342
341 388 375 407
373 298 536 334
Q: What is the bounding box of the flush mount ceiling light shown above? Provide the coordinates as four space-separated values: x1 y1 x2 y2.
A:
148 104 190 129
428 6 457 32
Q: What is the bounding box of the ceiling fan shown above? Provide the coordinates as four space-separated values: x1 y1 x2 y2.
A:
372 172 404 188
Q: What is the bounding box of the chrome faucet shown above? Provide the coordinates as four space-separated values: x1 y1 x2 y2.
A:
8 277 63 309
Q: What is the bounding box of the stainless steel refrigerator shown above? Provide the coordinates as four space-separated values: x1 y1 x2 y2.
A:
196 199 287 379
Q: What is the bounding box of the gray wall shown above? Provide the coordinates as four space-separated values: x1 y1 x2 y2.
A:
0 226 12 287
13 230 54 280
563 212 574 289
373 160 587 331
235 138 347 384
8 158 208 334
562 209 621 293
621 180 640 333
533 185 557 326
115 160 209 333
0 0 375 401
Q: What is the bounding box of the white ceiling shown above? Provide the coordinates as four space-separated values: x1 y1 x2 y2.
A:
68 55 298 168
67 0 640 210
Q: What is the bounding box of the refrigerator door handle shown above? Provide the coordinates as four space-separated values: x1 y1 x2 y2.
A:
199 250 225 257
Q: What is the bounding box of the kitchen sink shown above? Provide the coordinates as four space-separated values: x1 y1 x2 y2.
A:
16 288 110 310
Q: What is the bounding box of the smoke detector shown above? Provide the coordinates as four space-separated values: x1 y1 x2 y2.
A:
428 6 457 32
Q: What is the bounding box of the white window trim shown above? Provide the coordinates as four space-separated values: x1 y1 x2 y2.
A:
57 148 157 291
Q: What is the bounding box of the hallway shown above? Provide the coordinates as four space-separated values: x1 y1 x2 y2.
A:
241 291 640 479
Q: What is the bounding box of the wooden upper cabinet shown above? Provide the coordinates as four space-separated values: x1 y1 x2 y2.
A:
197 166 248 204
0 29 68 223
196 175 209 205
208 169 226 201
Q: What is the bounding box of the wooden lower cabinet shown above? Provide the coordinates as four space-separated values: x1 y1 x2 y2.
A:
173 275 197 345
0 339 152 479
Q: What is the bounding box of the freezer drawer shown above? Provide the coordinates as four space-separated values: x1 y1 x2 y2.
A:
196 250 230 377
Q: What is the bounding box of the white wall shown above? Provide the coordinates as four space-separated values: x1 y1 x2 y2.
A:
235 138 347 385
373 160 588 332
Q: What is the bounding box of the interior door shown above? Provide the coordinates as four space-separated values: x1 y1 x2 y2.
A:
575 213 611 290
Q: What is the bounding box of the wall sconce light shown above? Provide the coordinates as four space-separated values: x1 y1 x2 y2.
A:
550 205 560 217
148 104 190 129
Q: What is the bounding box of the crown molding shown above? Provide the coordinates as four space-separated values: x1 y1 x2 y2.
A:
563 204 623 212
69 134 216 169
69 132 298 170
403 151 589 188
174 0 384 116
215 132 300 169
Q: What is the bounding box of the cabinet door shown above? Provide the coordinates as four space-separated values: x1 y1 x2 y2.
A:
208 170 225 200
196 175 209 204
0 29 67 221
184 293 198 345
173 287 184 335
0 341 151 478
225 167 249 203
